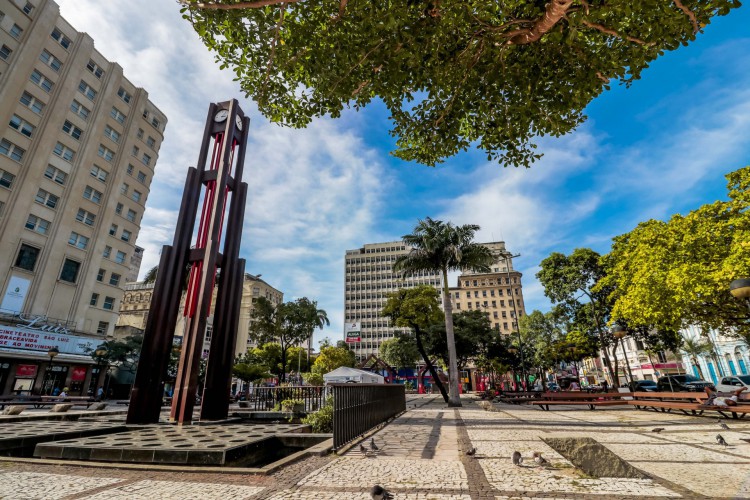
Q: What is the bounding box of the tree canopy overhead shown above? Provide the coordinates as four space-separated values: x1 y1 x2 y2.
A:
181 0 739 167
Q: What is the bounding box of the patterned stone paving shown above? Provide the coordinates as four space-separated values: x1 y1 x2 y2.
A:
4 395 750 497
34 423 307 465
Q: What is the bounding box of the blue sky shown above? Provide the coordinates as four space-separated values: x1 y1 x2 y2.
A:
58 1 750 347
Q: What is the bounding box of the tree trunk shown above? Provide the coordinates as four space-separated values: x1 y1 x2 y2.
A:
413 326 449 403
610 345 620 387
508 0 574 45
442 268 462 407
587 295 616 386
621 338 635 383
280 341 287 383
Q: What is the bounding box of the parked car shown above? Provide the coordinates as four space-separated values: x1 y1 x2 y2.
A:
715 375 750 393
628 380 658 392
656 375 714 392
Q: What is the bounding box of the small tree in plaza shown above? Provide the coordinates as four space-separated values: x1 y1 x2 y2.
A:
380 336 421 373
311 346 356 375
249 297 329 382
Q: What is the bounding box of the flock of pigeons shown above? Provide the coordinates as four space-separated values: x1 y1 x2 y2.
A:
653 419 746 448
368 418 742 499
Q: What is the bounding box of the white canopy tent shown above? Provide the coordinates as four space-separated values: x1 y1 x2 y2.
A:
323 366 385 384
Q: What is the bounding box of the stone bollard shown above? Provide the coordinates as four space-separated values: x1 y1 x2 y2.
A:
2 405 25 415
51 404 73 413
88 403 107 411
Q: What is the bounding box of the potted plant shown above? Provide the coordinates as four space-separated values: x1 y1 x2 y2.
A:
281 398 305 413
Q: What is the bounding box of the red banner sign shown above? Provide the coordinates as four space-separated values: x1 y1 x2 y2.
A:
71 366 87 382
16 364 37 377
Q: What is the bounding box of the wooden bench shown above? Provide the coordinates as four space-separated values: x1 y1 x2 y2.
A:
496 391 542 404
528 392 632 411
629 391 750 419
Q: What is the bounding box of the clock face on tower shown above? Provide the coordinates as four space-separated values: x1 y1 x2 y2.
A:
235 115 243 131
214 109 228 122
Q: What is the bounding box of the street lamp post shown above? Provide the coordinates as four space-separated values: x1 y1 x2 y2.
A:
44 347 59 395
501 251 526 389
94 345 109 399
612 324 634 386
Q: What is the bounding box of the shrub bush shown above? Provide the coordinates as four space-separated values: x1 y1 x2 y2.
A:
302 395 333 433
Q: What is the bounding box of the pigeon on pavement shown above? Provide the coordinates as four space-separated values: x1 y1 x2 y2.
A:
717 419 730 430
533 452 550 467
465 447 476 456
512 451 523 466
360 443 369 454
717 434 728 447
371 438 379 451
651 428 665 433
370 484 393 500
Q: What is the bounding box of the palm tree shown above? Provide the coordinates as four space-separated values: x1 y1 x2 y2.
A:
142 265 158 284
394 217 494 407
681 337 712 379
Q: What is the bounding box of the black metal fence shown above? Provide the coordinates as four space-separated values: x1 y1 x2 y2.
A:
332 384 406 450
241 386 330 412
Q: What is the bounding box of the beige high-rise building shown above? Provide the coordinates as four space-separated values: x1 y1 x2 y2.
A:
449 242 526 334
0 0 165 396
344 241 443 362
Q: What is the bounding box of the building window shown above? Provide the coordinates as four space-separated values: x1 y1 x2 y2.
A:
9 115 35 138
53 143 76 163
142 154 151 166
70 99 90 120
21 92 45 114
68 232 89 250
126 164 134 176
103 125 120 143
115 251 126 264
86 59 104 79
25 214 50 234
0 45 10 60
115 203 123 215
121 229 131 242
109 223 117 236
96 268 105 282
39 49 62 72
126 209 137 222
151 118 160 129
35 188 58 208
0 169 16 189
9 24 23 39
136 128 144 139
62 120 83 140
110 107 126 125
98 145 114 162
109 273 121 286
96 321 109 335
30 69 53 93
131 145 139 157
51 27 71 49
78 80 97 101
142 110 149 120
90 293 99 306
103 245 111 258
83 185 102 203
146 136 156 148
120 183 129 195
137 171 147 183
90 165 108 182
75 208 96 226
131 190 142 203
22 2 34 15
59 258 80 283
117 87 131 104
15 244 40 271
103 296 115 310
0 139 25 162
44 165 68 186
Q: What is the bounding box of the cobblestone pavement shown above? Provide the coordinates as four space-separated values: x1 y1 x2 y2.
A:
4 395 750 498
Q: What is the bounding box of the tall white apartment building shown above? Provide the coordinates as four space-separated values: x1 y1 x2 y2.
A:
0 0 166 396
344 241 442 362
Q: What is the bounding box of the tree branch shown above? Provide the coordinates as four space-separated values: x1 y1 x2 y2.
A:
581 20 649 45
260 3 286 103
673 0 700 33
506 0 575 45
179 0 301 9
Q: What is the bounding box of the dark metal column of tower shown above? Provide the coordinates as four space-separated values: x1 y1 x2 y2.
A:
126 100 249 425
